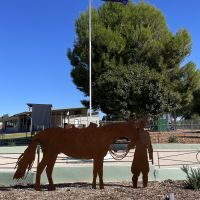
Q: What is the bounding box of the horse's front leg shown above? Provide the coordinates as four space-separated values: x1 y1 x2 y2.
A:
97 157 104 189
46 153 57 191
92 159 98 189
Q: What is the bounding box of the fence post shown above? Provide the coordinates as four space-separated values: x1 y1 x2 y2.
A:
36 130 40 167
37 143 40 167
157 151 160 169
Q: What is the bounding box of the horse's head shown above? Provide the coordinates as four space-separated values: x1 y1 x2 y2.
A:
115 120 140 142
104 119 147 143
126 117 148 142
134 116 148 130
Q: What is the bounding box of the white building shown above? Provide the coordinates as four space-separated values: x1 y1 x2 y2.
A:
1 106 99 133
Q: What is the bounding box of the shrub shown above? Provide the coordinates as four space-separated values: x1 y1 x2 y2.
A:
7 140 16 146
181 165 200 190
168 135 178 143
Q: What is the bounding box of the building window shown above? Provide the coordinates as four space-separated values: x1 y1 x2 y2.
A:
74 119 79 127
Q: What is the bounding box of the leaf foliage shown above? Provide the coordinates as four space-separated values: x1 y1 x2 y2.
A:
67 2 200 120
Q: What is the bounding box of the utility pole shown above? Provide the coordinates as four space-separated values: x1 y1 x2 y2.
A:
89 0 92 123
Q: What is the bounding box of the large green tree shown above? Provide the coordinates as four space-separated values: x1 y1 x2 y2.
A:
68 2 200 120
175 62 200 119
180 87 200 120
190 89 200 119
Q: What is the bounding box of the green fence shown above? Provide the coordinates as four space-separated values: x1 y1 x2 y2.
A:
157 118 168 131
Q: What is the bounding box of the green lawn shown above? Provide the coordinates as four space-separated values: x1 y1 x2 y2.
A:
1 132 31 140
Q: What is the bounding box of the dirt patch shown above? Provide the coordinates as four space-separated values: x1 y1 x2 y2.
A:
0 180 200 200
150 131 200 144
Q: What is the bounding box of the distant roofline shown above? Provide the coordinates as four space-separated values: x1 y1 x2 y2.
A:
14 112 31 117
27 103 52 107
52 107 87 112
1 107 97 119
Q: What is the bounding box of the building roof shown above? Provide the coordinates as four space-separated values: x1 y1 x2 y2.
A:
2 107 91 121
52 107 87 112
14 112 31 117
27 103 52 107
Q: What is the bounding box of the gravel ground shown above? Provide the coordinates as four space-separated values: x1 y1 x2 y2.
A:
0 180 200 200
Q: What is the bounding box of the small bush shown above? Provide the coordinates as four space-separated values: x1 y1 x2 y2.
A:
7 140 16 146
168 135 178 143
181 165 200 190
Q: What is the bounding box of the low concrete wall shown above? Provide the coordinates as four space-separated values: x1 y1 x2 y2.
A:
0 165 156 186
0 165 189 187
154 143 200 149
0 169 34 186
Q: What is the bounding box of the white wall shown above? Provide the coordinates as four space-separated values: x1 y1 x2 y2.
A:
63 114 99 127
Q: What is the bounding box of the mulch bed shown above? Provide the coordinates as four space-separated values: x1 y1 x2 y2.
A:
0 180 200 200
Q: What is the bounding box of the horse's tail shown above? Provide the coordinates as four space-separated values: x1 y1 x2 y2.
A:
13 136 40 180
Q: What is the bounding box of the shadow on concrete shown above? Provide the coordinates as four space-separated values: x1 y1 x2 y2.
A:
11 182 132 190
0 186 12 191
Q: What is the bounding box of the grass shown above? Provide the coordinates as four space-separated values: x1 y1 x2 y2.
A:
181 165 200 190
1 132 31 140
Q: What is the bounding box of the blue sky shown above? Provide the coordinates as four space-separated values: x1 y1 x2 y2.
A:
0 0 199 117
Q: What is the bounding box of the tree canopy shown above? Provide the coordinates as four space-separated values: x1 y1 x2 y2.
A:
181 87 200 120
67 2 200 120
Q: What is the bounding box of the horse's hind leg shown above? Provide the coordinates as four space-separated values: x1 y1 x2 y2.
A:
46 153 57 191
92 159 98 189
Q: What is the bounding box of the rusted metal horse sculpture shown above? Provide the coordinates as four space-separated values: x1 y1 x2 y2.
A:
13 120 139 191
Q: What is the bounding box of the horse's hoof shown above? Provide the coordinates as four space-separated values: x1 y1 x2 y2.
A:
48 185 56 191
92 185 96 189
35 186 40 191
100 186 104 189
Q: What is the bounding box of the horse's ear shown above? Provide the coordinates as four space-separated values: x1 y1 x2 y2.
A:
128 113 137 122
128 117 137 124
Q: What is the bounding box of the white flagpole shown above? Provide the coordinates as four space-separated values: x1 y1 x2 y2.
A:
89 0 92 123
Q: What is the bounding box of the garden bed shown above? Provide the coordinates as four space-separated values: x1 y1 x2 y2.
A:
150 130 200 144
0 180 200 200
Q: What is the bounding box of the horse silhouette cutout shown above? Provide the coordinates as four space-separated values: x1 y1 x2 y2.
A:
13 120 140 191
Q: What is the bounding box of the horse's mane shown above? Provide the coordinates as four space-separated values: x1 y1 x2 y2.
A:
43 122 132 137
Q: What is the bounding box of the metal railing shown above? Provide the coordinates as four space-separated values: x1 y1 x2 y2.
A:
0 149 200 170
155 150 200 168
